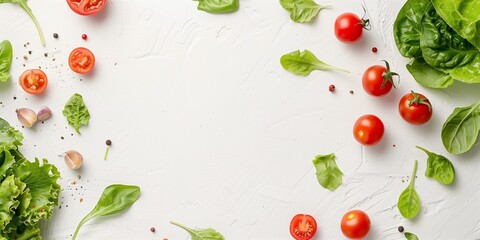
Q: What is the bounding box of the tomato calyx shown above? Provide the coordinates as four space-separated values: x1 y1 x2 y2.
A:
408 91 432 112
380 60 399 89
357 6 371 30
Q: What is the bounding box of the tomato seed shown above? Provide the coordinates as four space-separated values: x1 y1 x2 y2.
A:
372 47 378 53
329 85 335 92
150 227 156 233
82 34 88 40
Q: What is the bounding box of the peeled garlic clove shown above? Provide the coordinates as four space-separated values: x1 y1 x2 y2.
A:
37 106 52 121
16 108 37 127
63 150 83 170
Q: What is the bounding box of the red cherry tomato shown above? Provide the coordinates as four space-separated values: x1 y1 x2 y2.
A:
290 214 317 240
19 69 48 94
67 0 108 16
399 91 433 125
341 210 371 239
362 61 398 97
69 47 95 74
334 13 369 43
353 114 384 146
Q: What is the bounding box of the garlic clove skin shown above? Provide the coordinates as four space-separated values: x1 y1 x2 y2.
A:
64 150 83 170
16 108 37 128
37 106 52 121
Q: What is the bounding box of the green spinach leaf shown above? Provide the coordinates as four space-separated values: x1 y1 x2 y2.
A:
416 146 454 185
312 153 343 191
281 50 349 76
195 0 239 14
420 3 480 83
397 160 420 219
405 232 419 240
280 0 331 23
393 0 430 58
170 221 225 240
441 100 480 154
63 93 90 134
0 0 45 46
406 58 454 89
72 184 141 240
432 0 480 50
0 40 13 82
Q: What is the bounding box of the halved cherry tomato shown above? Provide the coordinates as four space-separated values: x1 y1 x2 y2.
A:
341 210 371 239
290 214 317 240
353 114 384 146
334 13 369 43
362 61 398 97
69 47 95 74
399 91 433 125
19 69 48 94
67 0 108 16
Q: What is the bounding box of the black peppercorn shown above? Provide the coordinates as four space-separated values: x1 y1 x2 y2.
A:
398 226 404 232
53 33 59 38
106 140 112 146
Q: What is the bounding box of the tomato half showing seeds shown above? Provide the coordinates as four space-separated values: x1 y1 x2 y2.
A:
353 114 384 146
19 69 48 94
67 0 108 16
69 47 95 74
341 210 371 239
362 61 398 97
290 214 317 240
399 91 433 125
334 13 369 43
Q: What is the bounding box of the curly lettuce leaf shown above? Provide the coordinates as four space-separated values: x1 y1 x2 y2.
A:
0 175 26 231
0 118 23 152
0 151 15 180
3 224 41 240
13 159 60 226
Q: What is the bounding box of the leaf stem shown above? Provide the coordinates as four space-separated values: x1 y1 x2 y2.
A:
18 1 45 46
409 160 418 187
415 145 429 154
104 147 109 160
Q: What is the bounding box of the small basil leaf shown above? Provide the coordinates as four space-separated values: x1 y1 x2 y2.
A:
397 160 421 219
406 58 454 89
196 0 239 14
281 50 349 76
279 0 331 23
312 153 343 191
170 221 225 240
405 232 419 240
0 40 13 82
63 93 90 134
416 146 455 185
441 100 480 154
72 184 141 240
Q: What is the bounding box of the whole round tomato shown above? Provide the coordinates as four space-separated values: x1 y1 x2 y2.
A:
290 214 317 240
19 69 48 94
67 0 108 16
362 61 398 97
399 91 433 125
69 47 95 74
334 13 369 43
341 210 371 239
353 114 384 146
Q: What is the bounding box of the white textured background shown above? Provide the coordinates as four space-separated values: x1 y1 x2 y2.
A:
1 0 480 239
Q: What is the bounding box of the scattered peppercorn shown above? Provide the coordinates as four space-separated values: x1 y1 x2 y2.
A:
28 51 32 55
106 139 112 146
398 226 404 232
329 84 335 92
82 34 87 40
349 90 354 94
13 97 16 100
53 33 59 39
372 47 378 53
23 55 28 60
44 53 48 57
61 136 64 140
150 227 156 233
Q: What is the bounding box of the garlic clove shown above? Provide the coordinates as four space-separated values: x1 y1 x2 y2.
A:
37 106 52 121
16 108 37 127
63 150 83 170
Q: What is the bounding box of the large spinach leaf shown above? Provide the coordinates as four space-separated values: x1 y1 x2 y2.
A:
416 146 455 185
406 58 454 89
432 0 480 50
420 3 480 83
393 0 429 58
397 160 421 219
441 100 480 154
312 153 343 191
195 0 239 14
